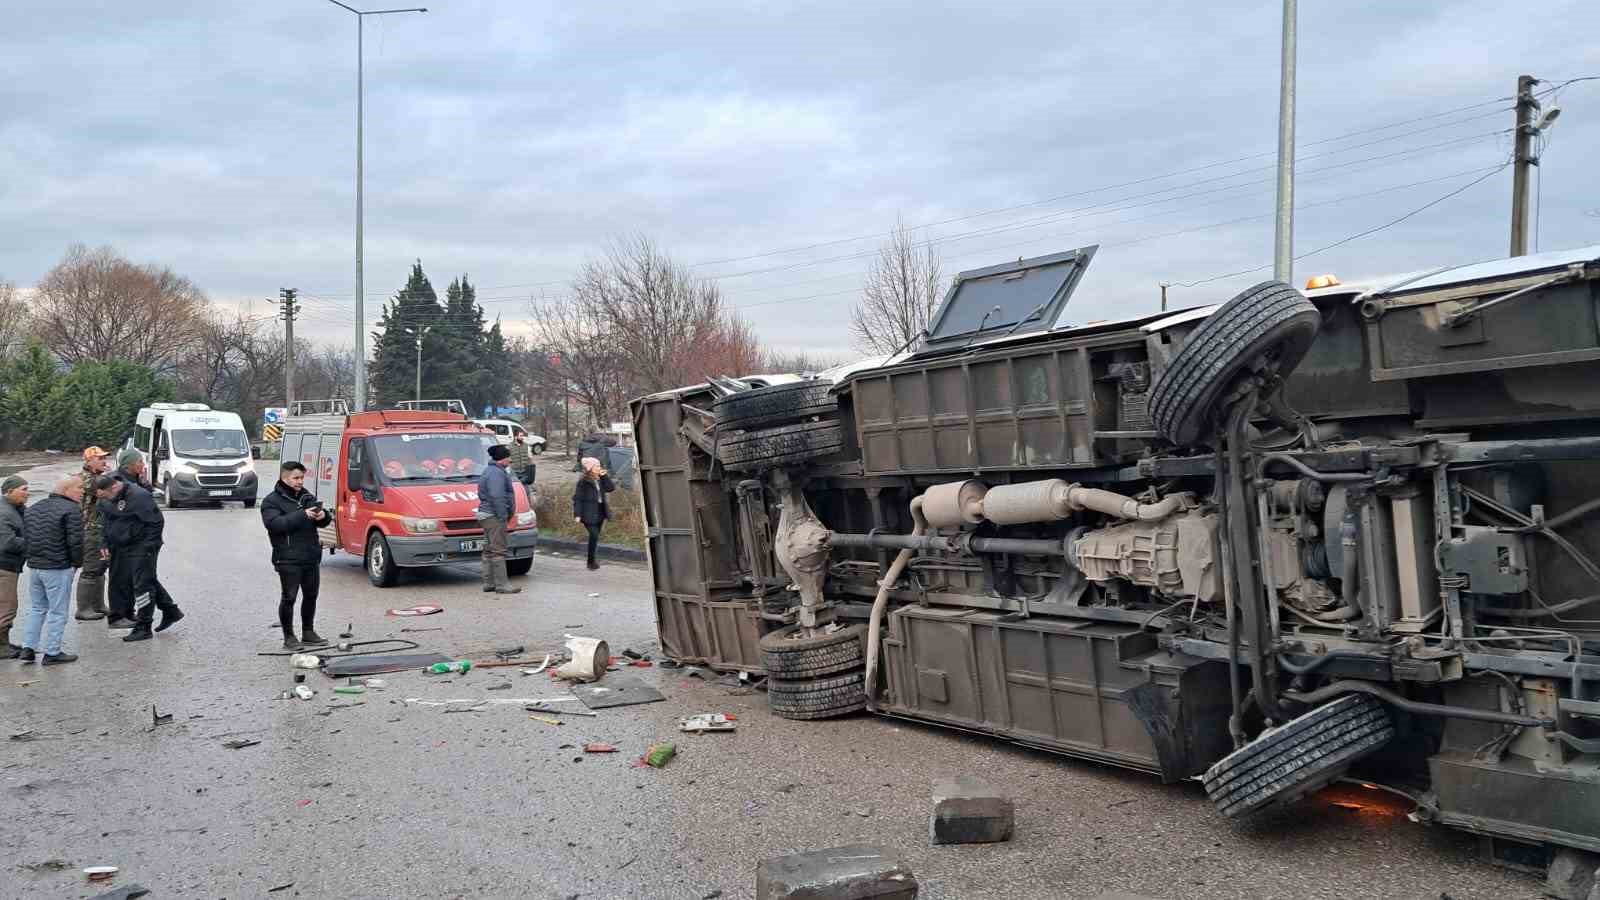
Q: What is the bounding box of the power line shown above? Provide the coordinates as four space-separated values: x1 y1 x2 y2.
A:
1173 164 1509 288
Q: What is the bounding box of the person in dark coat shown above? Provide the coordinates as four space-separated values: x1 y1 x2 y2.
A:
260 460 329 649
573 456 615 571
95 474 183 642
0 475 29 659
476 444 522 594
18 476 84 664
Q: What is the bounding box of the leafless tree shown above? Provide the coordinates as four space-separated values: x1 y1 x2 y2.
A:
764 348 854 374
577 234 725 395
849 218 943 355
30 244 207 373
679 312 765 383
0 280 29 360
530 292 630 428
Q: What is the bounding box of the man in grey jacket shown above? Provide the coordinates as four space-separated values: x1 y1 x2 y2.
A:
475 444 522 594
0 475 27 659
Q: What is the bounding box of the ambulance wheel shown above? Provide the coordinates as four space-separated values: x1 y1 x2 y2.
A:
243 498 256 509
366 531 399 587
507 557 533 577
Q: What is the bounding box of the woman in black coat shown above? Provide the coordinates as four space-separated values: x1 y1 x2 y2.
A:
572 456 615 570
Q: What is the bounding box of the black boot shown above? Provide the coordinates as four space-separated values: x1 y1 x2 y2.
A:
18 648 35 662
122 625 152 643
300 628 326 646
155 607 185 633
107 616 135 630
1 644 19 660
41 652 78 666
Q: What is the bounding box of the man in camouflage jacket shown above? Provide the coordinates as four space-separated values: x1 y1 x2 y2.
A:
74 446 111 622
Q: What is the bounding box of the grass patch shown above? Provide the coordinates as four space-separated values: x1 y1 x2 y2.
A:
535 481 646 550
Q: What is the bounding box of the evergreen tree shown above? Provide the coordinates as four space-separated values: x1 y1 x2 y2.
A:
369 262 443 407
481 319 513 416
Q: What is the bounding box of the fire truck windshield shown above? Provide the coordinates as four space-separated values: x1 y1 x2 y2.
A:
370 433 499 484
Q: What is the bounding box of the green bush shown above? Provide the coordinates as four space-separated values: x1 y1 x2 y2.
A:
0 344 173 450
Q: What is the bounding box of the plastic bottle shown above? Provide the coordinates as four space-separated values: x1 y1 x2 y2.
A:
293 685 315 700
425 660 472 675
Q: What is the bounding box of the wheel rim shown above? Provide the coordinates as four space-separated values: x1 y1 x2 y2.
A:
369 539 384 576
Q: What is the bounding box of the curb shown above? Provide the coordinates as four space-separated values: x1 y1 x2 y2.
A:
535 535 647 563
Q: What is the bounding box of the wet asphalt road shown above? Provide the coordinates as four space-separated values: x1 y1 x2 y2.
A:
2 461 1547 899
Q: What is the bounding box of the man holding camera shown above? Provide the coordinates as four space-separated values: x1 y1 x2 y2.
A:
260 460 329 650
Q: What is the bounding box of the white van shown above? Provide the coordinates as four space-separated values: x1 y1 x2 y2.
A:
123 403 259 508
471 418 545 453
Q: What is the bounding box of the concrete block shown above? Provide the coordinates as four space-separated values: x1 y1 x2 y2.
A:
1547 848 1600 900
755 844 918 900
930 777 1015 845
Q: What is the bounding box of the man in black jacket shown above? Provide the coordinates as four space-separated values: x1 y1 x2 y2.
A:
260 461 329 649
0 475 28 659
18 476 84 664
95 474 183 642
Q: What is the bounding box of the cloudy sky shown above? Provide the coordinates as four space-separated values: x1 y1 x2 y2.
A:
4 1 1598 357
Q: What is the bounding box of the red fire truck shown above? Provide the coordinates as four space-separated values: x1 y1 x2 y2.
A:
280 401 537 586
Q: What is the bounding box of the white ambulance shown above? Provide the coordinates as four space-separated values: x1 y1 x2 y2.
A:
123 403 258 508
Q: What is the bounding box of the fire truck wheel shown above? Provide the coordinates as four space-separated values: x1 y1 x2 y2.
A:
760 624 865 679
506 557 533 577
713 381 837 432
717 420 843 471
767 669 867 720
365 531 399 588
1202 692 1394 820
1148 280 1320 447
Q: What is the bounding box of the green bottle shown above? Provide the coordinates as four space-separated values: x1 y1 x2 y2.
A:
425 660 472 675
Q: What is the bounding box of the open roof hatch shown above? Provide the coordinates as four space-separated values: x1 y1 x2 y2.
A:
912 245 1096 357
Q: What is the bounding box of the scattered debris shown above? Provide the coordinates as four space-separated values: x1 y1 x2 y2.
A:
657 659 681 669
703 891 723 899
358 678 386 689
89 885 150 900
84 865 119 881
684 666 711 680
571 675 665 710
850 805 874 818
425 660 473 675
293 685 315 701
584 742 619 753
399 627 444 633
385 605 444 617
296 799 314 808
222 739 261 750
680 713 737 734
15 679 36 687
443 706 485 715
339 623 354 639
529 702 595 717
486 683 512 692
555 635 609 682
9 730 38 742
756 844 916 899
268 883 295 894
289 653 323 669
405 696 577 706
20 859 71 873
324 652 450 677
528 714 563 726
493 645 526 659
587 592 600 598
930 777 1015 845
151 706 173 727
643 742 677 768
630 660 653 668
521 654 554 675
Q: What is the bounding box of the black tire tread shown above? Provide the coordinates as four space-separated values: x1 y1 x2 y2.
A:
760 625 865 678
1202 693 1394 819
718 421 843 471
714 382 837 431
767 669 867 720
1149 281 1319 446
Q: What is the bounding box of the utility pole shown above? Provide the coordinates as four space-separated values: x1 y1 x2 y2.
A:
279 288 300 409
414 325 431 402
324 1 427 412
1272 0 1298 283
1159 282 1169 312
1510 74 1540 257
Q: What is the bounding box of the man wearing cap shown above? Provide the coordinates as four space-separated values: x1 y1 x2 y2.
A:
475 443 522 594
17 475 84 665
0 475 28 659
95 473 183 642
74 446 111 622
108 448 177 626
116 447 153 490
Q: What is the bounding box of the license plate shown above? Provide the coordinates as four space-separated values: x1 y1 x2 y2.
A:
459 539 485 552
208 490 230 497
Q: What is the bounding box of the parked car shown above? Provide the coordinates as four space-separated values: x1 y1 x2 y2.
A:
472 418 545 452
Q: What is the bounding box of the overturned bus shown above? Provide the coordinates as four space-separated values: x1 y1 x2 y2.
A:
630 243 1600 871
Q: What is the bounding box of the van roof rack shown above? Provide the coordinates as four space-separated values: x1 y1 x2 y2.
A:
150 402 212 412
394 399 468 415
290 399 351 416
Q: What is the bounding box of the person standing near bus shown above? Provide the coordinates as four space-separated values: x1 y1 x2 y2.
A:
260 460 329 649
573 457 615 571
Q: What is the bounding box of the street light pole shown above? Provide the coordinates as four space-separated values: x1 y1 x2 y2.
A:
325 1 426 412
414 325 432 402
1272 0 1297 284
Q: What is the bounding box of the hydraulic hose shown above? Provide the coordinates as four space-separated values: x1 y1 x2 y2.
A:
1284 680 1553 727
864 497 926 710
1258 452 1370 483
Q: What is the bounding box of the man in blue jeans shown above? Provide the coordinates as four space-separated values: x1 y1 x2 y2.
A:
19 475 84 664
